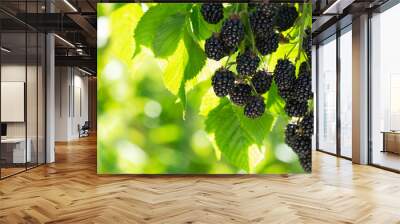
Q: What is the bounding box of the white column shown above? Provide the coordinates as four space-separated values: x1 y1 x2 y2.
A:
352 14 369 164
45 0 55 163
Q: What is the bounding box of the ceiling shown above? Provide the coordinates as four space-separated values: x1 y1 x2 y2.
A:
0 0 97 74
312 0 391 43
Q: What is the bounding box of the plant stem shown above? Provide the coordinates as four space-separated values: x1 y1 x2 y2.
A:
234 3 240 14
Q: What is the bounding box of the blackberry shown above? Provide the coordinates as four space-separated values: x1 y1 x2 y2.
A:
201 3 224 24
278 88 294 101
292 136 311 172
302 28 312 59
285 123 298 148
284 99 308 117
292 70 312 102
251 70 273 94
229 83 252 106
255 30 279 56
211 68 235 97
244 96 265 119
247 2 258 10
221 17 245 49
274 5 298 32
299 113 313 137
299 152 312 173
205 34 226 61
299 61 309 74
249 9 274 37
274 59 296 90
236 49 260 76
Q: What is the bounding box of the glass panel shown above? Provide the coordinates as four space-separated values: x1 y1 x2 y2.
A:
26 0 39 169
371 5 400 171
1 30 27 177
27 31 38 169
317 36 337 154
339 28 352 158
38 32 45 165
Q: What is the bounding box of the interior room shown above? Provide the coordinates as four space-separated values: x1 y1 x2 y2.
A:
0 15 46 178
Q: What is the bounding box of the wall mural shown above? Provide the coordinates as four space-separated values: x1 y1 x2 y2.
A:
97 3 313 174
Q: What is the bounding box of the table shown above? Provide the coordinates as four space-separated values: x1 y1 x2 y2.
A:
1 138 31 163
381 131 400 154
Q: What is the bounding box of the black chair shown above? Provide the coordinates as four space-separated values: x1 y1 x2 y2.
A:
79 121 90 138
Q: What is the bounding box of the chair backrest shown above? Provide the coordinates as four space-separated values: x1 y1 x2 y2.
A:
82 121 90 129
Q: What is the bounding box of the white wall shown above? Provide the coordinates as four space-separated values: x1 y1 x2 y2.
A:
54 67 89 141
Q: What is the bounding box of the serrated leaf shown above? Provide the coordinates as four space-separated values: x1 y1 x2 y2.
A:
199 88 220 116
109 4 142 65
152 13 187 58
183 28 206 81
133 4 187 57
205 99 275 171
232 106 275 146
176 25 207 111
266 83 286 115
163 41 187 96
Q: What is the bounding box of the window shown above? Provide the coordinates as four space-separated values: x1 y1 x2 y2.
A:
317 36 337 154
339 27 352 158
370 3 400 171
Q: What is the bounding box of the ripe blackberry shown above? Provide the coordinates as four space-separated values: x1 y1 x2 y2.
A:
221 17 245 49
292 70 312 102
285 123 298 148
293 136 311 157
255 30 279 56
244 96 265 119
205 34 226 61
299 113 313 137
236 49 260 76
299 152 311 173
247 2 258 10
284 99 308 117
274 59 296 90
299 61 309 74
274 5 298 32
292 136 311 172
229 83 252 106
302 28 312 59
256 3 279 16
251 70 273 94
278 88 293 101
249 9 274 37
211 68 235 97
201 3 224 24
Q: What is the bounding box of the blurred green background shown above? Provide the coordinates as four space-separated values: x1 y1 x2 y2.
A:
97 3 309 174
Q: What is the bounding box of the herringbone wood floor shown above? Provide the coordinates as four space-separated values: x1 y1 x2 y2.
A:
1 135 400 224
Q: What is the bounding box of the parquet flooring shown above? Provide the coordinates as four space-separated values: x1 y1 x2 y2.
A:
1 135 400 223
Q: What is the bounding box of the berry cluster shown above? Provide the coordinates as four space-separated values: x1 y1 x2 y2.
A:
202 3 300 119
202 3 313 172
277 60 313 172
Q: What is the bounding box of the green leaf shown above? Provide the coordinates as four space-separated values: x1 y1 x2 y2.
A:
133 4 187 57
232 106 275 146
165 22 206 111
152 13 187 58
108 4 142 66
266 83 286 115
190 5 217 40
205 99 275 172
163 40 187 96
199 88 220 116
183 28 206 81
